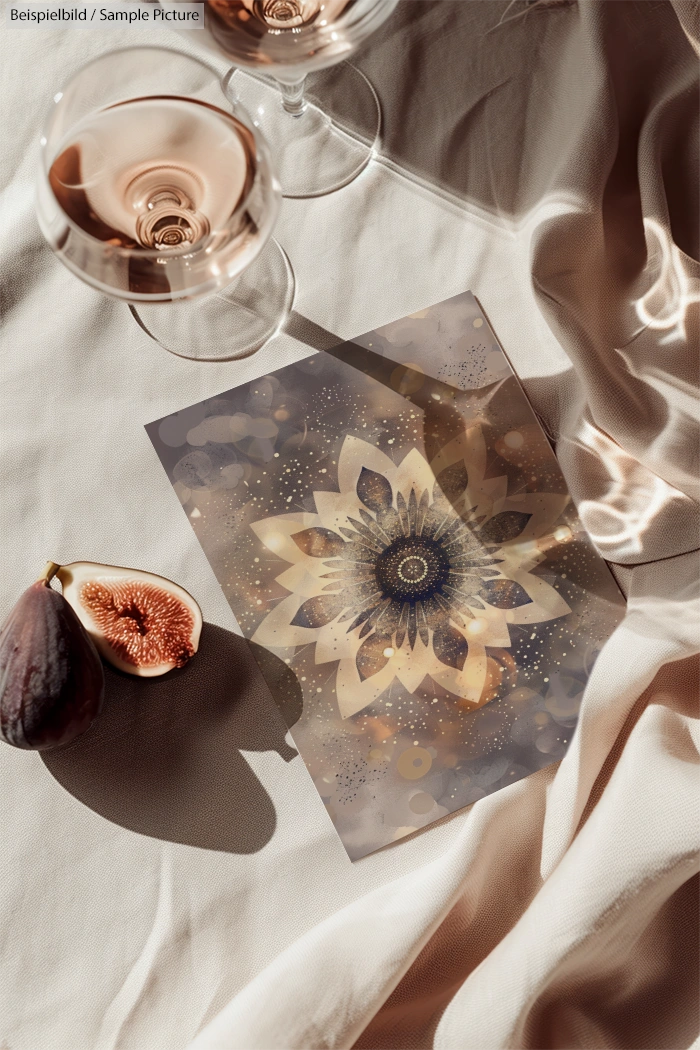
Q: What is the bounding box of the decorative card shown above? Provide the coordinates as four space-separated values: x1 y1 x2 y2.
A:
146 292 625 860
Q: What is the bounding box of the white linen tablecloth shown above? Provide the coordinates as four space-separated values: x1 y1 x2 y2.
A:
1 2 698 1048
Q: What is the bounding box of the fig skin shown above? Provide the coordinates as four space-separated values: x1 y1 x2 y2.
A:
0 566 105 750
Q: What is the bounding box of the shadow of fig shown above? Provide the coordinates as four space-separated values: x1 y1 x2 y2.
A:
42 623 302 854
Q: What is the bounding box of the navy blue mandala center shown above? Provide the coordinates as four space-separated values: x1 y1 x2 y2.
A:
375 536 451 603
287 463 536 682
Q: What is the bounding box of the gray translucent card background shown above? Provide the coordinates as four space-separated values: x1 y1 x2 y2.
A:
146 292 625 860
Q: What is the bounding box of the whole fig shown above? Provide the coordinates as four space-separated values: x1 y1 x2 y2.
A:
0 563 105 750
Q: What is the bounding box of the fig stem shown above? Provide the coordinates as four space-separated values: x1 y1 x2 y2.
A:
39 562 62 586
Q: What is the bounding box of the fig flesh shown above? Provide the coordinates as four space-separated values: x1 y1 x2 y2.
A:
0 564 105 750
56 562 202 677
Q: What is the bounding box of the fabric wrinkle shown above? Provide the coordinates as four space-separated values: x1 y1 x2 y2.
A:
94 848 174 1050
0 1 697 1048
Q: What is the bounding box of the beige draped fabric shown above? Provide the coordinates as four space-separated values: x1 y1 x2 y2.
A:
0 2 697 1049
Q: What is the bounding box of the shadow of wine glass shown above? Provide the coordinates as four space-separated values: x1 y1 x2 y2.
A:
42 623 303 855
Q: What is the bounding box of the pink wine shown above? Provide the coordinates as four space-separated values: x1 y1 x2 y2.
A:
206 0 354 65
47 96 263 298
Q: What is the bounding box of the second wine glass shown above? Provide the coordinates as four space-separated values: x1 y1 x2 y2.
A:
164 0 398 198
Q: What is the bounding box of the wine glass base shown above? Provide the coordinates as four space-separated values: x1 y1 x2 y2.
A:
226 63 381 199
129 238 294 362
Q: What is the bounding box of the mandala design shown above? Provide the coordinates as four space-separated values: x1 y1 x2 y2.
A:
251 432 571 719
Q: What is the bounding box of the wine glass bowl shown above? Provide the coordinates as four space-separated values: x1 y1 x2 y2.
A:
206 0 396 82
36 47 294 359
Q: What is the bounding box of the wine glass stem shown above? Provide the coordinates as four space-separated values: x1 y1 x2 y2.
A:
278 76 307 117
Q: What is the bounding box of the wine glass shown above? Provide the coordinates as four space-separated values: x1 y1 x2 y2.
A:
163 0 398 198
36 46 294 361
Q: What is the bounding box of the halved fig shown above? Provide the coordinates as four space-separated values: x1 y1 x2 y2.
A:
0 563 105 750
55 562 202 677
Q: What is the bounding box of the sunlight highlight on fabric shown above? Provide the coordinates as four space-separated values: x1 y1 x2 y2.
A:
635 218 700 345
576 420 679 559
